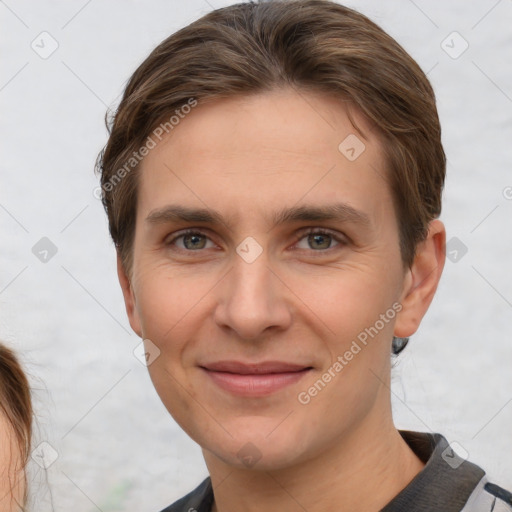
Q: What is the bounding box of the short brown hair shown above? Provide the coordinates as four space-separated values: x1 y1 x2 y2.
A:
95 0 445 274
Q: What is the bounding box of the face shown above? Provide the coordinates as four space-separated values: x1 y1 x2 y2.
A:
118 89 442 470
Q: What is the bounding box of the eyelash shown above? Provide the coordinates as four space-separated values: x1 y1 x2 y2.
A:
165 227 347 255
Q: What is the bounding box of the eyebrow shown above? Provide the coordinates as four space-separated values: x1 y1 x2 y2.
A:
145 202 371 231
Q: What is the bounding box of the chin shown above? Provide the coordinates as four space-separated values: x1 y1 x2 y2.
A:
199 419 314 471
208 441 307 472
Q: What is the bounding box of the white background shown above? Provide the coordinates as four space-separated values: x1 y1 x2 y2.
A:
1 0 511 510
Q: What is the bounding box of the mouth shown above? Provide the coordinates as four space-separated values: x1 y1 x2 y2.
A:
199 360 313 396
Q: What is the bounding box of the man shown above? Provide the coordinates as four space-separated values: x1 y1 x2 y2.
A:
95 1 512 510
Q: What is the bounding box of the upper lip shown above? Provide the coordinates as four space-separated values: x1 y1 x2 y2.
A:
201 361 312 374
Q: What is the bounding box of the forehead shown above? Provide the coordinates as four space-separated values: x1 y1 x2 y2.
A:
136 88 392 226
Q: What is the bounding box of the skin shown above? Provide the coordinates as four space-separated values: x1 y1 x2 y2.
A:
0 413 25 511
118 88 446 512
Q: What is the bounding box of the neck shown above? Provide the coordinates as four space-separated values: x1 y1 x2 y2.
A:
205 414 425 512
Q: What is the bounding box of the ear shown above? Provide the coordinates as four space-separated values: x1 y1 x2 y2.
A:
117 252 143 338
394 219 446 337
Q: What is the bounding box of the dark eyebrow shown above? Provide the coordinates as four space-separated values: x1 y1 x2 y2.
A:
146 205 227 226
145 203 371 230
270 203 370 229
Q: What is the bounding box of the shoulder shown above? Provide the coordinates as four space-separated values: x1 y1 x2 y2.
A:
461 476 512 511
159 477 213 512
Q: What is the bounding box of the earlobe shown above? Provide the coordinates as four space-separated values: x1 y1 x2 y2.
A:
394 220 446 338
116 252 143 338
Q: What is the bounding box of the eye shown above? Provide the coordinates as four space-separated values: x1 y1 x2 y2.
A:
166 229 216 251
165 228 346 254
294 228 345 252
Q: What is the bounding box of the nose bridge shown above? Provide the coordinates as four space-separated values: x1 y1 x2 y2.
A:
214 242 291 339
233 245 271 297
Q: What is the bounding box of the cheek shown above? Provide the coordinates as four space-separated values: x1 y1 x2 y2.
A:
289 263 401 399
133 268 209 430
294 262 399 336
133 260 212 338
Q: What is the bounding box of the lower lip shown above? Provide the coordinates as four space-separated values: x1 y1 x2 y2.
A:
201 368 311 397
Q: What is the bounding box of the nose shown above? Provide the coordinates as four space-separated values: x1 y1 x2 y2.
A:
213 247 292 341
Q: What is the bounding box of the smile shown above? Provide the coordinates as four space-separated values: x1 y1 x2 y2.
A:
200 361 313 397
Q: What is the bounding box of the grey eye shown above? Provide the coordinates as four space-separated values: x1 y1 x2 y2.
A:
295 231 341 251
